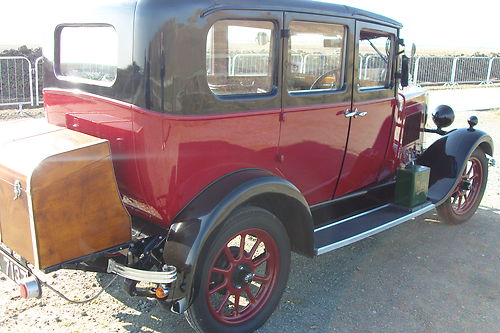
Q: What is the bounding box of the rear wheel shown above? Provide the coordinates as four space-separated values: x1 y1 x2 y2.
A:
185 206 290 333
436 147 488 224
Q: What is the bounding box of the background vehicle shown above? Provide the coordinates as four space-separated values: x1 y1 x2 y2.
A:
0 1 494 332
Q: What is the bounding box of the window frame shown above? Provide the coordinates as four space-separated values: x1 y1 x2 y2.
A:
286 20 348 95
54 23 118 87
357 29 395 91
205 18 279 100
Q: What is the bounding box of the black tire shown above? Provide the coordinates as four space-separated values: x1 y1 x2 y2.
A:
436 147 488 224
185 206 291 333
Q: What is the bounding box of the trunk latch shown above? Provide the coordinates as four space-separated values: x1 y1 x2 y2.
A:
13 180 22 200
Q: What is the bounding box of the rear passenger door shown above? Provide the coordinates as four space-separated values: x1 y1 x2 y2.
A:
334 22 398 197
277 13 355 205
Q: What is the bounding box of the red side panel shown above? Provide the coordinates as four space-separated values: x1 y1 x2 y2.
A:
44 89 281 226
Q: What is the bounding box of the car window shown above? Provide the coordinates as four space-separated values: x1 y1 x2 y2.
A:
288 21 345 92
57 26 117 86
358 30 393 89
206 20 275 96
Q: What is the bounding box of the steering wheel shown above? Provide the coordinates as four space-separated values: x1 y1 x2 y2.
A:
309 70 337 90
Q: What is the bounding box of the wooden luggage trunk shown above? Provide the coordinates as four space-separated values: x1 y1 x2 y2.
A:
0 119 131 271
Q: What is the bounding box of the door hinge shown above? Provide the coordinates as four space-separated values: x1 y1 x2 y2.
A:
281 29 291 38
279 113 285 122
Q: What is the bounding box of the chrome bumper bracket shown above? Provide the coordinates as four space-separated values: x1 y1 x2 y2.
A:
107 259 177 284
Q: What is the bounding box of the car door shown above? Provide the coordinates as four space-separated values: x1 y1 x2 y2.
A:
334 21 398 197
277 13 355 205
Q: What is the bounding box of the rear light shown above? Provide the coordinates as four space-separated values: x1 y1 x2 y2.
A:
155 287 168 299
19 276 42 299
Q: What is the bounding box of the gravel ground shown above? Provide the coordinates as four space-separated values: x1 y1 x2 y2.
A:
0 108 498 333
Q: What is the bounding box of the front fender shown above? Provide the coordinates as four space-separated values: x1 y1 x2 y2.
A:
162 169 313 313
417 127 493 205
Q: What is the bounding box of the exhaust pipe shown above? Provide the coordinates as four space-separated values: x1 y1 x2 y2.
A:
19 276 42 299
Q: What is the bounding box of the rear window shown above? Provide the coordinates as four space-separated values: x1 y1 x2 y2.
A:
57 25 117 86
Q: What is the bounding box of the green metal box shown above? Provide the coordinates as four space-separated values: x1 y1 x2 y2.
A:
394 165 430 208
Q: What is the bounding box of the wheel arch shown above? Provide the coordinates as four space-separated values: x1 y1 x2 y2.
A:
417 127 493 206
162 169 314 313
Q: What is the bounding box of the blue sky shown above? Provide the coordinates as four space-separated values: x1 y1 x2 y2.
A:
1 0 499 51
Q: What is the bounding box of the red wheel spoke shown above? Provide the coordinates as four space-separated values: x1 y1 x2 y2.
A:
252 252 270 268
248 238 261 259
223 246 235 263
458 195 463 209
216 291 231 313
253 274 271 283
209 279 227 296
212 267 230 276
452 195 458 205
244 286 256 304
238 233 246 259
233 292 241 315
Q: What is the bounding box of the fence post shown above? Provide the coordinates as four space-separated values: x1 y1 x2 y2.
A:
449 57 458 85
413 56 420 85
35 57 43 105
486 58 493 84
29 61 34 106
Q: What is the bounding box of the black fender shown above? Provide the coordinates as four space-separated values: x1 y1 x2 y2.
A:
417 127 493 205
162 169 314 313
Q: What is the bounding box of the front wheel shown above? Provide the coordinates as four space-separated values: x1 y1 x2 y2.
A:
436 147 488 224
185 206 291 333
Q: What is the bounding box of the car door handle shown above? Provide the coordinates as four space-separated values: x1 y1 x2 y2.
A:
344 108 368 118
355 110 368 117
344 109 357 118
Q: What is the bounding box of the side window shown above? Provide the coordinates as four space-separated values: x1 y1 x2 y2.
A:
57 26 117 86
206 20 275 96
288 21 346 92
358 30 393 89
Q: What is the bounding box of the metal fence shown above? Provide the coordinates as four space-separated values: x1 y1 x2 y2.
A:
0 56 34 107
413 56 500 86
1 55 499 109
227 53 500 87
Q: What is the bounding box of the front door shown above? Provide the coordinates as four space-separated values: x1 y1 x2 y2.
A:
277 13 355 205
335 21 398 197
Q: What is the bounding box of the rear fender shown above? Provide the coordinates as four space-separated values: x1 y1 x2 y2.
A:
417 127 493 205
162 169 314 313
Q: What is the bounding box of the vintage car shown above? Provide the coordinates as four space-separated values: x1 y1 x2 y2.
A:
0 0 494 332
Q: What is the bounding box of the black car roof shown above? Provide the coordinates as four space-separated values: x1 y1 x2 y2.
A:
202 0 402 28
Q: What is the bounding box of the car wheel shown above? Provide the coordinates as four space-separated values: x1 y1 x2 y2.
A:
436 147 488 224
185 206 291 333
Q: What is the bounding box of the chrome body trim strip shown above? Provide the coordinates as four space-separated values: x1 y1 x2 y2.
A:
315 204 435 255
107 259 177 284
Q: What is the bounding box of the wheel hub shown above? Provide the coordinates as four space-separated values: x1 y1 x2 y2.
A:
460 178 472 192
232 264 254 289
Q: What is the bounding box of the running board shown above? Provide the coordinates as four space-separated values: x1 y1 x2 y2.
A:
314 203 435 255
